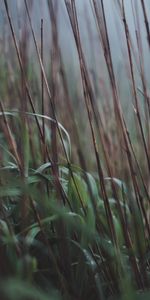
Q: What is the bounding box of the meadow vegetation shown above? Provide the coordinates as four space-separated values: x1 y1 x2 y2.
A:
0 0 150 299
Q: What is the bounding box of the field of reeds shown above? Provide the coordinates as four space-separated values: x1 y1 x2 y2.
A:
0 0 150 299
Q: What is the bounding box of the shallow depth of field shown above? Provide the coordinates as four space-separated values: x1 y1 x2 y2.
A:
0 0 150 299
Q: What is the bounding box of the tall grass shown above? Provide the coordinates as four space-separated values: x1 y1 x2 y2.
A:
0 0 150 299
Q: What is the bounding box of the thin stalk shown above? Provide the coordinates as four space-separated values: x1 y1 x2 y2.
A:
40 19 46 159
65 0 117 246
24 0 87 214
122 0 150 173
140 0 150 49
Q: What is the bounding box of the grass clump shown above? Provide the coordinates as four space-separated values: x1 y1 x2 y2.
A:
0 0 150 299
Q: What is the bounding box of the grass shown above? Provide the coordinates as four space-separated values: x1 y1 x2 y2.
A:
0 0 150 299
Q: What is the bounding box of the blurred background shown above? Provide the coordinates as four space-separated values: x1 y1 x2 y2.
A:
0 0 149 180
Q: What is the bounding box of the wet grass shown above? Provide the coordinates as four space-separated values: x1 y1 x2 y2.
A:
0 0 150 299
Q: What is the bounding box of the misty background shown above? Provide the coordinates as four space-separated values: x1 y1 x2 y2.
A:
0 0 150 119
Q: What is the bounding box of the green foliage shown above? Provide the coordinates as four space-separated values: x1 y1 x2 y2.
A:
0 1 150 299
